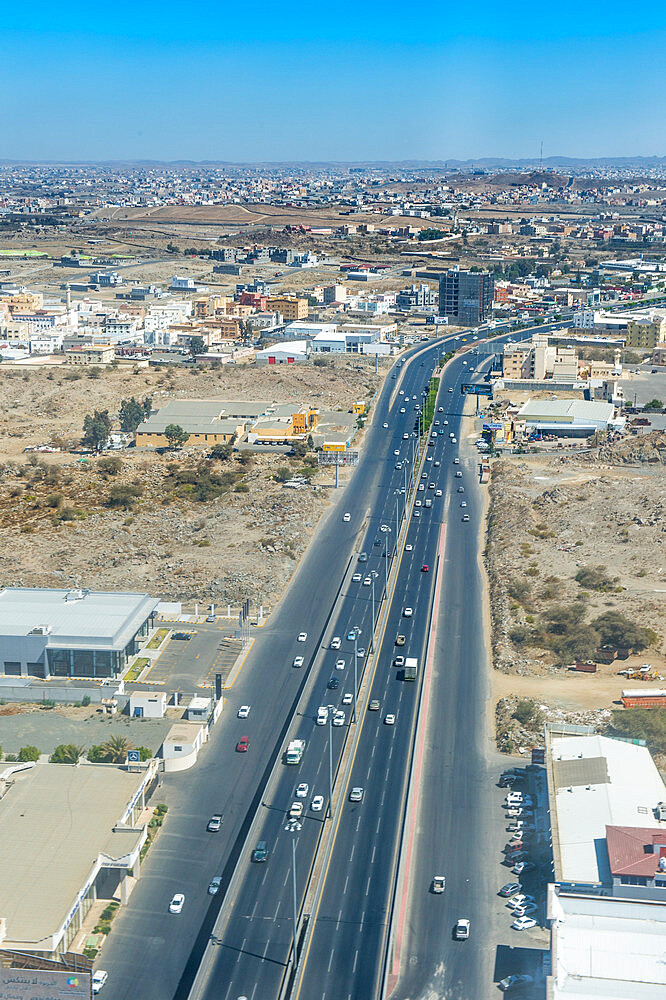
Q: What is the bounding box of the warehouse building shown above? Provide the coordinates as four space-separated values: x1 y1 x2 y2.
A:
516 398 622 437
0 587 160 680
135 398 270 447
0 759 158 957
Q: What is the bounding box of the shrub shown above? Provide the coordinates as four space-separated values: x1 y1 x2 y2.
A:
107 484 143 509
274 466 292 483
81 695 91 707
509 626 529 645
46 493 63 508
18 745 41 762
513 699 543 729
575 565 618 592
50 744 84 764
591 611 657 651
98 456 122 476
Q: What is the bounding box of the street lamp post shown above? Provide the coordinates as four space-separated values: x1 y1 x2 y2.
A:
370 572 377 650
327 706 335 819
285 818 302 975
353 628 359 723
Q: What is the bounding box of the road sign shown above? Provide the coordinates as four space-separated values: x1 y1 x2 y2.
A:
461 382 493 397
128 750 140 762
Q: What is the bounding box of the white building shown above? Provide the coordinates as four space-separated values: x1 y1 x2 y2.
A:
171 276 196 291
284 321 338 340
255 340 310 364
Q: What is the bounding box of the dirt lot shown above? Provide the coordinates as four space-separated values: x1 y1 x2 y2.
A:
485 431 666 747
0 358 383 606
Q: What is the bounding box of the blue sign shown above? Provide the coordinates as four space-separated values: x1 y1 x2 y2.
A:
128 750 140 762
461 382 493 397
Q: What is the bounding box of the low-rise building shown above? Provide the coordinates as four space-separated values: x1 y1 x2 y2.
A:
65 343 115 365
516 398 620 436
267 296 308 321
255 340 310 364
626 312 666 349
135 399 251 447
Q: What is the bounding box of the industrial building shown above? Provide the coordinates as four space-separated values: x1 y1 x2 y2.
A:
0 759 159 957
438 266 494 326
0 587 160 680
135 399 261 447
255 340 310 364
515 398 621 436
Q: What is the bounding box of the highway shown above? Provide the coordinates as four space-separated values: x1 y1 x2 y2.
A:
101 337 445 1000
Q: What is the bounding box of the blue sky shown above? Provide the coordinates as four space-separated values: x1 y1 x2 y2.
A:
2 1 666 162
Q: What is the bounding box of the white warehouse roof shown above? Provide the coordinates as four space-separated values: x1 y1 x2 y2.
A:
517 398 614 425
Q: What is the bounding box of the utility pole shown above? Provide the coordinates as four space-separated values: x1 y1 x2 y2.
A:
327 708 335 819
285 818 302 977
353 628 359 723
370 574 377 651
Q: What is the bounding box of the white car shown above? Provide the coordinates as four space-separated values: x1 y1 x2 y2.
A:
394 449 400 456
352 572 362 582
384 713 396 725
363 576 372 586
237 705 251 719
405 544 413 552
289 801 304 818
511 916 537 931
342 692 353 704
454 918 470 940
333 710 345 726
508 894 535 909
400 407 406 413
91 971 108 995
343 513 351 522
311 795 324 811
349 787 364 802
435 489 443 497
383 422 389 429
403 607 413 617
335 658 345 670
293 656 304 668
169 893 185 914
513 902 537 917
330 636 341 649
413 510 420 518
297 632 307 642
296 782 309 798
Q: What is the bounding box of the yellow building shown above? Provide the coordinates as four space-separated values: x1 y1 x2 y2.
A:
1 290 44 313
352 401 366 415
66 344 115 365
248 408 317 444
626 314 666 349
268 296 309 321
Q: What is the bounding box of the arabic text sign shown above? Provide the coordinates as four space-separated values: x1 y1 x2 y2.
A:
0 968 91 1000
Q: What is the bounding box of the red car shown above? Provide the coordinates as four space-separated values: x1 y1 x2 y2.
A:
421 564 429 573
236 737 250 753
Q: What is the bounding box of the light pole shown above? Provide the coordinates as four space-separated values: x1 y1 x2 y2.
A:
370 571 378 650
285 818 302 975
327 704 336 819
353 627 359 723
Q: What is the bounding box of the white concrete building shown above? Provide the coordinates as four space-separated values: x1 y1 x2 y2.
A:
255 340 309 364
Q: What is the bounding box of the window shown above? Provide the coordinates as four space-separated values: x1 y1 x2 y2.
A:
655 879 666 888
620 875 646 886
3 661 21 676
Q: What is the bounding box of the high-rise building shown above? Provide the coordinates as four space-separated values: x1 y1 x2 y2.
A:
438 266 494 326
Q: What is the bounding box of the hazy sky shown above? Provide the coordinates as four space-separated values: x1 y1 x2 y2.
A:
3 0 666 162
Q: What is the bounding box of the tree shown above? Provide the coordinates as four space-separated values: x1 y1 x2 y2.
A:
643 399 664 412
143 397 153 418
119 397 145 433
50 744 85 764
82 410 111 452
164 424 190 449
100 735 135 763
18 745 41 762
210 442 232 461
107 484 143 509
189 336 206 357
592 611 656 651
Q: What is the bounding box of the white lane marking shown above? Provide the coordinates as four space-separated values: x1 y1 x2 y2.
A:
237 938 246 963
328 948 335 972
250 901 258 918
371 744 376 757
274 902 280 919
283 870 289 888
349 843 355 862
371 844 376 863
344 875 350 895
356 815 361 832
353 950 359 973
365 875 372 896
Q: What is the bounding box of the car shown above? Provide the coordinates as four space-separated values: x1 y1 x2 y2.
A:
236 737 250 752
347 628 359 640
426 455 433 462
352 572 362 582
396 634 406 646
208 876 222 895
462 514 470 522
434 460 441 467
206 614 216 623
511 916 537 931
311 795 324 811
435 489 443 497
512 861 536 875
457 486 465 493
369 699 380 711
364 575 372 586
342 692 353 705
296 782 309 798
293 656 304 668
399 389 404 395
421 471 428 479
169 893 185 914
452 437 457 443
330 636 341 649
383 422 389 429
498 974 534 992
384 713 396 725
394 449 400 456
343 512 351 524
513 902 537 917
394 655 405 667
413 508 421 518
327 676 339 689
508 894 535 909
400 407 406 413
505 851 529 864
415 499 422 507
403 432 409 439
289 801 304 819
453 457 460 464
421 564 429 572
429 482 435 489
207 814 223 832
349 787 364 802
297 632 307 642
454 918 470 940
460 500 467 507
403 607 413 617
335 658 345 670
173 632 192 641
405 544 413 552
333 710 345 726
438 406 444 412
449 431 455 438
499 882 522 897
431 875 446 893
356 646 366 657
418 484 425 492
91 971 108 994
252 840 268 862
237 705 251 718
358 552 368 562
395 462 402 470
434 420 440 426
455 471 462 478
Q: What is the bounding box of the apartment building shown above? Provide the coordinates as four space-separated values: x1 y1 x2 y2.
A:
267 296 308 321
626 312 666 349
438 267 494 325
65 343 115 365
502 334 578 381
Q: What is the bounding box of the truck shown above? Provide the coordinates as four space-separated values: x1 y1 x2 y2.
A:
285 739 305 764
404 657 418 681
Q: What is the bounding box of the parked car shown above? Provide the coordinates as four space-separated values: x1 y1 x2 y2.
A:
91 971 108 995
173 632 192 641
499 882 522 897
498 974 533 992
511 916 537 931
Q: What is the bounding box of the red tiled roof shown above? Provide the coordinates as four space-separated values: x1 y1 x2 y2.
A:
606 825 666 877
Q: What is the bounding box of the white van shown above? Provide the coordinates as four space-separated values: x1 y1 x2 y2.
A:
317 707 329 726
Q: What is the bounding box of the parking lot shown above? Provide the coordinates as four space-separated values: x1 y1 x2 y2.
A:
490 763 550 995
136 621 244 694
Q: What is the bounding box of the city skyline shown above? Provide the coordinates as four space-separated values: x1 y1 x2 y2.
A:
3 0 666 162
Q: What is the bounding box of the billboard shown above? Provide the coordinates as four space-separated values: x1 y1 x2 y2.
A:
317 451 359 467
461 382 493 397
0 969 91 999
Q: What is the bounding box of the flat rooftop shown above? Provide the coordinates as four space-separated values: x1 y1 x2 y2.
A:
139 399 272 435
548 734 666 885
0 762 146 949
549 887 666 999
0 587 160 650
518 398 614 422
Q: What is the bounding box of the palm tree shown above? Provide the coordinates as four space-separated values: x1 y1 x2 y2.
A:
100 735 135 763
